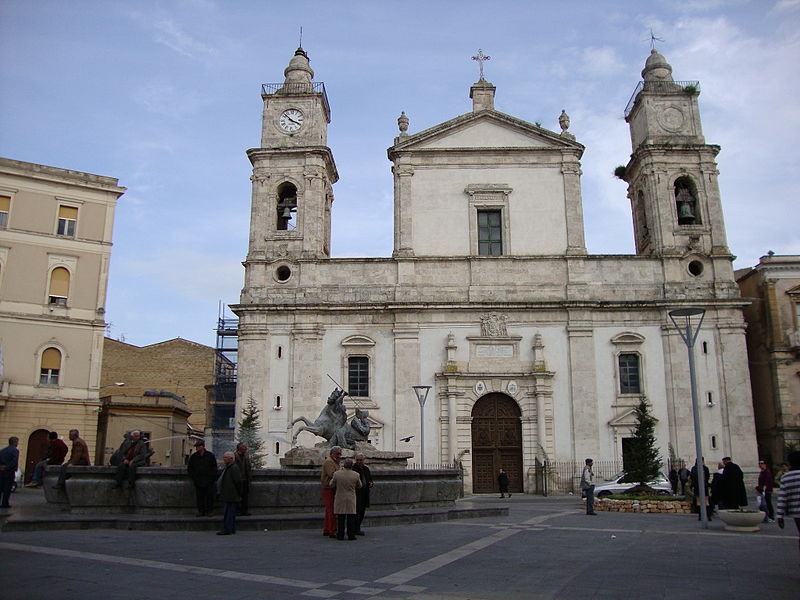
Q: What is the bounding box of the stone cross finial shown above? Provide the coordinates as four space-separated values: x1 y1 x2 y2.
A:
471 49 491 81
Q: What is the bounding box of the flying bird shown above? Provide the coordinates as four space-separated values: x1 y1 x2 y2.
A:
399 435 414 442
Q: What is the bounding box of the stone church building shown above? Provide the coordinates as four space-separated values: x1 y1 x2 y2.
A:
233 47 758 493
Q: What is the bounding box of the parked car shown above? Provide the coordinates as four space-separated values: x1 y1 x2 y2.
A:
593 471 672 497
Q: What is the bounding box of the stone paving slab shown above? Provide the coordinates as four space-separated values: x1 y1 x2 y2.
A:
1 492 798 599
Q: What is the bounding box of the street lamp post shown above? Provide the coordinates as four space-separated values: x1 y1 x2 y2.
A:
669 307 708 529
412 385 431 469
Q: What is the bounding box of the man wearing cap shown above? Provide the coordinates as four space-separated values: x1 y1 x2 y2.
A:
187 440 218 517
581 458 597 515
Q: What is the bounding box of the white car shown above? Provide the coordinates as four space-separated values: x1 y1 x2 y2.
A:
593 471 673 497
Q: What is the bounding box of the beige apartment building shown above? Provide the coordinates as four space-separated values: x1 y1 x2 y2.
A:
0 157 125 480
736 254 800 464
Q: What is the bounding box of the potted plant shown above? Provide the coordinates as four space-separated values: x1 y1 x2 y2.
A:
717 508 765 532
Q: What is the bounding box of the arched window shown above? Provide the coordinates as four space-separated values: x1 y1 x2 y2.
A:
674 177 700 225
40 347 61 385
48 267 70 306
276 183 297 231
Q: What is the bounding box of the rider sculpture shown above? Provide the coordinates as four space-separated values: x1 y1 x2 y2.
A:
291 388 347 444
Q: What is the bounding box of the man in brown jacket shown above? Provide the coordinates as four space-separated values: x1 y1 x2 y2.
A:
320 446 342 537
330 458 362 541
53 429 91 489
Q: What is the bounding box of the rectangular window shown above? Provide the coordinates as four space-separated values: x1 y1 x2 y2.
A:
348 356 369 397
40 368 59 385
477 210 502 256
57 205 78 237
0 195 9 228
618 353 641 394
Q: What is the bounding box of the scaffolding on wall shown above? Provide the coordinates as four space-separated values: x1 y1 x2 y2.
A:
208 305 238 450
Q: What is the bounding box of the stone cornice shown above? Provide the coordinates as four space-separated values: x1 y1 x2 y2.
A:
246 146 339 183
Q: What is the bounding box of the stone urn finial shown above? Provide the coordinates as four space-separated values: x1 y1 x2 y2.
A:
398 111 409 136
559 109 575 140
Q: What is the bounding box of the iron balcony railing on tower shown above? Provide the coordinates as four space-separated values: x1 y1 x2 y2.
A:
261 82 330 119
624 80 700 118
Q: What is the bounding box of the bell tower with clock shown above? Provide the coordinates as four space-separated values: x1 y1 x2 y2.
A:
245 47 338 264
622 49 730 260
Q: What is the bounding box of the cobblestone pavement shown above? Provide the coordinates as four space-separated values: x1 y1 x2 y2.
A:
1 491 798 599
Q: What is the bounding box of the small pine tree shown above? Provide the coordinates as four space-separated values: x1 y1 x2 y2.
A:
236 395 267 468
626 397 662 488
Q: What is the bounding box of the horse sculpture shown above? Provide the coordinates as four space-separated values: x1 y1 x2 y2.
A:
291 388 347 444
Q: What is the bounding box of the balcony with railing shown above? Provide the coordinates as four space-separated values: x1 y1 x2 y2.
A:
624 80 700 118
262 82 330 118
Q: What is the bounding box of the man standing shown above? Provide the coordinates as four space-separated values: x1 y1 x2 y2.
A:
690 458 711 520
718 456 748 509
776 451 800 557
330 458 362 541
756 460 775 522
320 446 342 537
581 458 597 515
217 451 243 535
678 462 690 496
234 442 252 516
0 437 20 508
187 440 218 517
498 467 510 498
54 429 91 489
27 431 68 488
353 453 373 535
112 430 149 489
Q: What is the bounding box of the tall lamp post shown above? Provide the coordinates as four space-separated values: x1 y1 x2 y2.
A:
669 307 708 529
412 385 431 469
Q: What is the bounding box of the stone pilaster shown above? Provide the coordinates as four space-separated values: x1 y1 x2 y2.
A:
567 315 599 460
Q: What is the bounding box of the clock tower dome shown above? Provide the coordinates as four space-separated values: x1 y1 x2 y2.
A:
245 47 338 265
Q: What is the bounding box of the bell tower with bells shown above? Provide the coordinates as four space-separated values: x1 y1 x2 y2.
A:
622 49 730 260
245 47 338 265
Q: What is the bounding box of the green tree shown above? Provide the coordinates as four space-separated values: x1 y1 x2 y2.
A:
236 394 267 468
626 397 662 488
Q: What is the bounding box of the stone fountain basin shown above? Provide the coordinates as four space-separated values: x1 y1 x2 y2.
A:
717 509 765 532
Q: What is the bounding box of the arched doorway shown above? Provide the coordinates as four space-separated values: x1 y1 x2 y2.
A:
471 393 523 493
25 429 50 483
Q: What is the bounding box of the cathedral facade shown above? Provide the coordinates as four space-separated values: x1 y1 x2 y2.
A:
233 48 758 493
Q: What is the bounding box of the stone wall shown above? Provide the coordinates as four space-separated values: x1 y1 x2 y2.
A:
586 497 693 513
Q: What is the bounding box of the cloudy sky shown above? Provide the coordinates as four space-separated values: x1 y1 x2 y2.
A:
1 0 798 348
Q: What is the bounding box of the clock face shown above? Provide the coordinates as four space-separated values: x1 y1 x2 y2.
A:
279 109 304 132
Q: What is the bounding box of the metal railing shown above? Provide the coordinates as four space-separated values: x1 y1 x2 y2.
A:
624 80 700 118
261 82 330 118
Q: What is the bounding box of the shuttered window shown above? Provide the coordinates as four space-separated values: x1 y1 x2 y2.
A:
0 195 9 227
40 347 62 385
48 267 70 305
57 205 78 236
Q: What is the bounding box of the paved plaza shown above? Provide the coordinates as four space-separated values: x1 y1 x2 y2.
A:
1 489 798 599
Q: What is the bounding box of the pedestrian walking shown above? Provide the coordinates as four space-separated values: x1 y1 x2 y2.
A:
756 459 775 522
498 468 510 498
320 446 342 537
581 458 597 515
217 451 243 535
234 442 252 516
776 451 800 558
0 437 20 508
668 466 679 495
330 457 361 540
353 453 373 535
187 440 218 516
678 463 690 495
690 459 711 521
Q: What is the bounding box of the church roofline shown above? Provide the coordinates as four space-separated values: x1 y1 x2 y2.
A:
387 109 584 159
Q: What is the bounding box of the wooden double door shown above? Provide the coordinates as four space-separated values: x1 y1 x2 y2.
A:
471 393 523 493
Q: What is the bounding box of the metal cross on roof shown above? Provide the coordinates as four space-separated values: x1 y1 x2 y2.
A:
471 49 491 80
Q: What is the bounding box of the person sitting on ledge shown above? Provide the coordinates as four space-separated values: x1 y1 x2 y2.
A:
112 430 152 489
27 431 68 488
53 429 91 490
